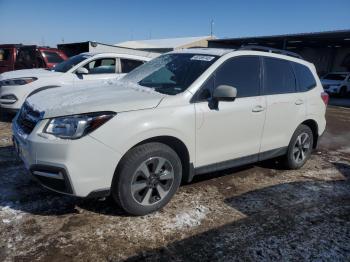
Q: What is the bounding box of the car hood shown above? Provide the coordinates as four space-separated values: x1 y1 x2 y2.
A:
26 80 165 118
321 79 342 86
0 68 62 80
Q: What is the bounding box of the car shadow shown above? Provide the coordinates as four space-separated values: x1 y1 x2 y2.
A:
0 145 130 216
1 143 349 221
124 162 350 261
0 110 16 123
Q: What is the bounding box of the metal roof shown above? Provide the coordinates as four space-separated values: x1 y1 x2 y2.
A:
209 29 350 48
116 36 214 50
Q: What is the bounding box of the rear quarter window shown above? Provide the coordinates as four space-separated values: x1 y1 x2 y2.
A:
292 62 317 92
263 57 296 95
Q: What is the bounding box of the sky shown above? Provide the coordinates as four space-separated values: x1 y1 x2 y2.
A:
0 0 350 47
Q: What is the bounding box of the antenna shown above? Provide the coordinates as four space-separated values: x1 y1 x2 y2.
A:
210 19 214 37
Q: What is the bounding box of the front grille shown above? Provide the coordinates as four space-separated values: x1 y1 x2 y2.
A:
16 103 41 135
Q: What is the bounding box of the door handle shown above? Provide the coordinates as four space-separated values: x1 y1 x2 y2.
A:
252 105 265 112
295 99 304 105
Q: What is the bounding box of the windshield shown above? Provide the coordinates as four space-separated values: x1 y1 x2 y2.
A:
323 73 347 81
52 54 92 73
122 53 219 95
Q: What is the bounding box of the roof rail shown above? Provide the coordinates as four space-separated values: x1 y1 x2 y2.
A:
238 45 303 59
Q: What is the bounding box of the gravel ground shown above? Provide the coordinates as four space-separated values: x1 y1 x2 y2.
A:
0 106 349 261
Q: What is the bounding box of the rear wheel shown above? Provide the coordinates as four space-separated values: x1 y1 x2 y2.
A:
284 125 313 169
112 142 182 216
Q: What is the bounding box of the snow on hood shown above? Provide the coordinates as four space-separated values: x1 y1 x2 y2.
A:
0 68 61 80
26 80 165 118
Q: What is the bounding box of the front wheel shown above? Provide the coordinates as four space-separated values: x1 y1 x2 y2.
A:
284 125 313 169
112 142 182 216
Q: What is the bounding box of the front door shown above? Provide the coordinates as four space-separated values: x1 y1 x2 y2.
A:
74 57 120 86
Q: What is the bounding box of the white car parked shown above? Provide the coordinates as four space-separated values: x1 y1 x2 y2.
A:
321 72 350 96
0 52 153 112
12 47 328 215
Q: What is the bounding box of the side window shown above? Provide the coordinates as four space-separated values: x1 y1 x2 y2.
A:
43 51 64 64
292 62 317 92
120 59 144 73
263 57 296 95
15 49 37 69
84 58 116 74
214 56 261 98
0 48 10 61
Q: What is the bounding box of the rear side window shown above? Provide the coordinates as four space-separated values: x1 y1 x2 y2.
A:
263 57 296 95
292 62 316 92
214 56 261 98
121 59 144 73
43 51 64 63
0 48 11 61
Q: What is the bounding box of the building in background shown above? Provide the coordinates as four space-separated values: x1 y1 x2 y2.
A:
209 30 350 75
115 36 215 53
57 41 159 58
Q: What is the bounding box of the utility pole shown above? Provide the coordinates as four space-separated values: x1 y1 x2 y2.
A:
210 19 214 37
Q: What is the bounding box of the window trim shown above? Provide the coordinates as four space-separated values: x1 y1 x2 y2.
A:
191 55 263 103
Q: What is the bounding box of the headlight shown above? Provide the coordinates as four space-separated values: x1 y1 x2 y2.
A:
1 77 37 86
44 112 116 139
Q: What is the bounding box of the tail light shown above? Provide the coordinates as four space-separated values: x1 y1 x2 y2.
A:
321 92 329 105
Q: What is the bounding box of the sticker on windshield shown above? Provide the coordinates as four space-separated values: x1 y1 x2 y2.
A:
190 55 215 61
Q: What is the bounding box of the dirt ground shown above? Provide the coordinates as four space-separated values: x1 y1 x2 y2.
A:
0 105 349 262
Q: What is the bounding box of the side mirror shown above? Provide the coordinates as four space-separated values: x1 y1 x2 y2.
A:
75 67 89 75
213 85 237 101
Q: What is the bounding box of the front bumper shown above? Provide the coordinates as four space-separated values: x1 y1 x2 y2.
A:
12 118 122 197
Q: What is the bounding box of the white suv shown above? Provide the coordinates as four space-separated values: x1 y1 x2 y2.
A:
321 72 350 97
12 47 328 215
0 52 154 113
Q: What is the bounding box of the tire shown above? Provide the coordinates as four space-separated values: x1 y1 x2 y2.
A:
112 142 182 216
284 124 313 170
339 86 347 97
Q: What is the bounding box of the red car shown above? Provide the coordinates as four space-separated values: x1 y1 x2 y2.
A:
0 44 68 73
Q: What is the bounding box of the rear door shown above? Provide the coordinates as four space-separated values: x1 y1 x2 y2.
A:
259 56 306 155
194 55 266 168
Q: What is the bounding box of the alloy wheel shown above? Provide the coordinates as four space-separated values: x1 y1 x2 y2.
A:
131 157 174 206
293 132 311 163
